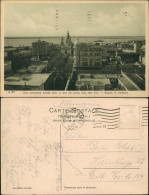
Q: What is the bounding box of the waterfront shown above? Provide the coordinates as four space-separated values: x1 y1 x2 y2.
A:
5 36 145 47
4 33 146 91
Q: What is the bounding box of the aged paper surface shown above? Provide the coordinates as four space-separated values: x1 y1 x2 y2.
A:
0 0 149 97
1 98 148 194
1 0 148 194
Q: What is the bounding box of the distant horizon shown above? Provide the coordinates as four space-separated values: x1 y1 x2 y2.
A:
4 35 145 48
5 35 145 39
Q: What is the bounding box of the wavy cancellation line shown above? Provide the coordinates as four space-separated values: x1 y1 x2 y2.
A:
93 108 120 112
94 114 120 117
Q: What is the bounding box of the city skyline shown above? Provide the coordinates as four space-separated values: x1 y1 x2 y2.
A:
5 35 146 38
4 2 146 37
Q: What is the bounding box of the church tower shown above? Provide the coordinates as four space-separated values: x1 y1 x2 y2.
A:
60 37 65 46
66 31 70 40
60 31 73 56
65 31 72 45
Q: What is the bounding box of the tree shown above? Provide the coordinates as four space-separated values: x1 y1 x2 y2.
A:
49 53 69 71
64 58 73 74
11 54 31 71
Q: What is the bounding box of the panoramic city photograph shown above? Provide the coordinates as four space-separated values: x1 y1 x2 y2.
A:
4 2 146 91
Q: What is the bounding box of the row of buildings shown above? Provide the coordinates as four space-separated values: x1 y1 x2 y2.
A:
64 33 145 91
32 40 59 59
4 31 146 91
32 31 73 58
4 33 73 90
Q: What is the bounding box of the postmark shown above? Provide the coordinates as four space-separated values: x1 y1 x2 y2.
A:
60 108 84 130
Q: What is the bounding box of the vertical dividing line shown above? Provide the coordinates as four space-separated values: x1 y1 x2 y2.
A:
139 106 140 128
119 107 120 129
60 125 62 190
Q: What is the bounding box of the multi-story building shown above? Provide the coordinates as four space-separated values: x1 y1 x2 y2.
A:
73 39 107 73
4 61 11 73
139 45 145 65
4 48 15 74
32 40 60 60
60 31 73 56
133 41 144 53
4 48 15 60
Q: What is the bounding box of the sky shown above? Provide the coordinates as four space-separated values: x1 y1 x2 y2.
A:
4 2 146 37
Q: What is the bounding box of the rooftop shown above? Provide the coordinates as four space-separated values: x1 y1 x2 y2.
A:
5 73 51 86
4 48 16 52
76 74 111 90
122 49 135 53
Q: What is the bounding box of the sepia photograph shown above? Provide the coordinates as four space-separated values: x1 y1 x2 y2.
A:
1 1 148 194
1 0 148 96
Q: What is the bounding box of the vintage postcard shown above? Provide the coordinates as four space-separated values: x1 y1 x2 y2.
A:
0 0 148 97
1 98 148 194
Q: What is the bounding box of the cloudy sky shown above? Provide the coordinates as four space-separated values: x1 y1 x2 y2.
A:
4 2 146 37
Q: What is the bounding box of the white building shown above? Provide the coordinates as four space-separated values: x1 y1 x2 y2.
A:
4 61 11 73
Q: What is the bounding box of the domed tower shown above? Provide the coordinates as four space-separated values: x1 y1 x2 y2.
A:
60 37 65 46
67 31 70 39
60 37 65 54
73 38 80 70
65 31 72 46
